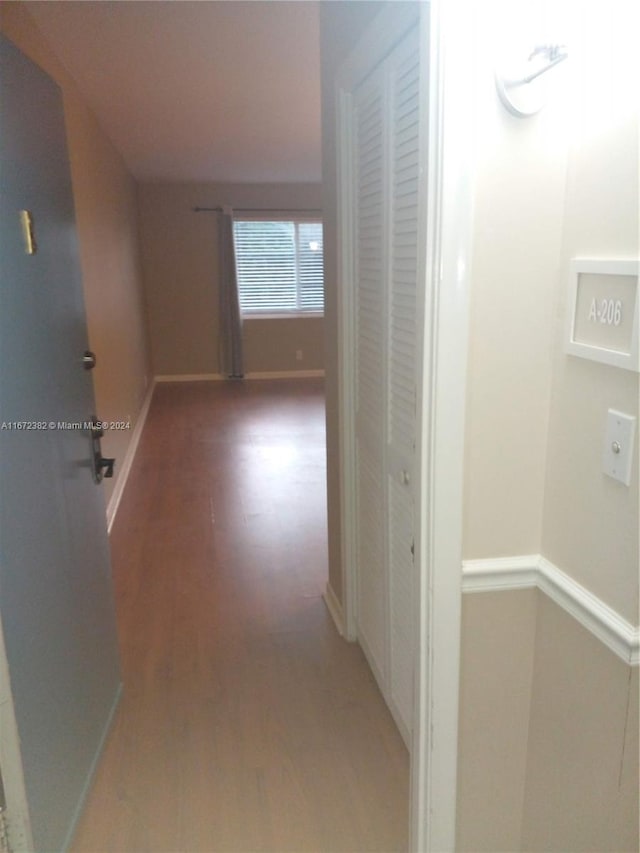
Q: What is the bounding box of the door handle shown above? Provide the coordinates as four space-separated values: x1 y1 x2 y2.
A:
95 455 115 480
82 350 97 370
89 416 115 482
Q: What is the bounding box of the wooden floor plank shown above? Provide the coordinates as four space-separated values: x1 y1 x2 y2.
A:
71 379 408 853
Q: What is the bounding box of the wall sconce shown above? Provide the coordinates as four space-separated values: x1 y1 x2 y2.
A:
496 43 569 117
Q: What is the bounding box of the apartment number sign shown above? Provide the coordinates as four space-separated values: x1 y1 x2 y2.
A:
566 259 639 371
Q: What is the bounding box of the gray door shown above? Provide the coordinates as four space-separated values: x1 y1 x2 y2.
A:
0 36 121 852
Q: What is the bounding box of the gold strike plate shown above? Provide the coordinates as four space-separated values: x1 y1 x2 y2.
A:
19 209 37 255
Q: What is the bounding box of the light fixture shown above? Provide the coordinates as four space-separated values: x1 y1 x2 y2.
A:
496 43 569 117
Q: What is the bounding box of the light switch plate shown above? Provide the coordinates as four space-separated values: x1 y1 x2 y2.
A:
603 409 636 486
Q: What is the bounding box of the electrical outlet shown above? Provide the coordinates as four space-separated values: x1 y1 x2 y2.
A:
296 349 303 361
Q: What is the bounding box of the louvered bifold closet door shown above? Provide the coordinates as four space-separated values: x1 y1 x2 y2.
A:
351 24 422 744
386 31 420 738
353 64 388 681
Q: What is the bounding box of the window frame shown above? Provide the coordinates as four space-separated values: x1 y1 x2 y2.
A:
232 213 325 318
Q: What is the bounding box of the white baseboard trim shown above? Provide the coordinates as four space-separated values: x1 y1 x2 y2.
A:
462 554 639 666
62 682 122 852
244 370 325 380
327 585 411 744
106 381 155 534
154 371 324 382
326 586 411 747
323 582 346 636
356 624 411 749
357 625 387 698
154 373 225 382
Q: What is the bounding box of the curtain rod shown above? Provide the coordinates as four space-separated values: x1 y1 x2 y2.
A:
192 206 320 213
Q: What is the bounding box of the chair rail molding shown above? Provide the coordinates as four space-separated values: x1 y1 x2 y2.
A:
462 554 639 666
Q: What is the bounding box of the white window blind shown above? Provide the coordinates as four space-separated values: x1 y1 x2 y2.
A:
233 219 324 314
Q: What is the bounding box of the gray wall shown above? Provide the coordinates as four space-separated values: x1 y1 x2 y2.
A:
137 181 324 378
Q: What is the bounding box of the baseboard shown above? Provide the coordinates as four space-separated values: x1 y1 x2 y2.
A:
323 582 346 636
356 624 414 749
357 625 388 698
154 373 225 382
462 554 639 666
154 371 324 382
62 682 123 852
244 370 325 380
106 380 155 534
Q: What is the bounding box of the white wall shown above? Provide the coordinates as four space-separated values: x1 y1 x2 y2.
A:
463 0 638 614
458 3 639 849
464 4 638 614
540 1 639 622
463 0 571 559
523 5 639 847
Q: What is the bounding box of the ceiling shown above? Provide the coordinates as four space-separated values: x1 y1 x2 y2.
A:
25 0 322 184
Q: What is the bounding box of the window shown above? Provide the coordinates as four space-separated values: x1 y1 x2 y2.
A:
233 218 324 315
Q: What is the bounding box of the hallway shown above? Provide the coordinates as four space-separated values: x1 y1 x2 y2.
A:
71 379 409 853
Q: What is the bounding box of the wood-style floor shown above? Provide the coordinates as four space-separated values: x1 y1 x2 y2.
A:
71 379 409 853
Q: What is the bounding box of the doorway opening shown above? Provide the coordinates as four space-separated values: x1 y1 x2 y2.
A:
71 378 411 851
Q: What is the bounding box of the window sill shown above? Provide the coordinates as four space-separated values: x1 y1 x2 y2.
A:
242 313 324 321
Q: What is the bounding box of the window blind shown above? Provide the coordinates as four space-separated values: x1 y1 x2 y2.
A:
233 219 324 314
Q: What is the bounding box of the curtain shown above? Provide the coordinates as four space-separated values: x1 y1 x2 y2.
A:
218 205 244 378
